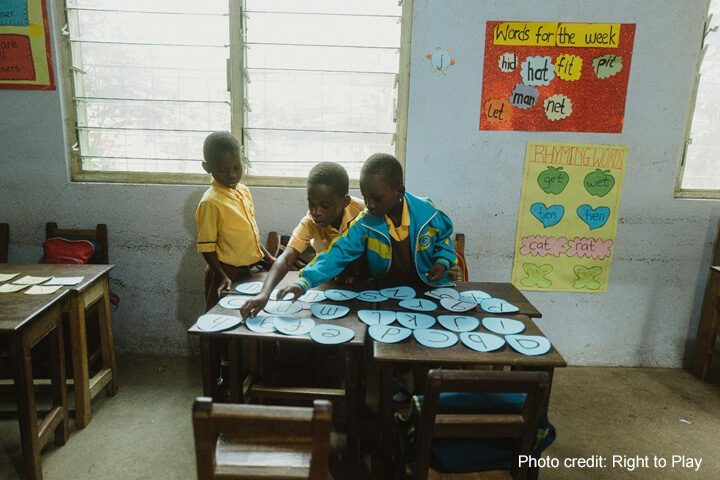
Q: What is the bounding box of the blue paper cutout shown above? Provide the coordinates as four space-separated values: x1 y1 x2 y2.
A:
425 288 460 300
481 317 525 335
310 324 355 345
479 298 520 314
413 329 458 349
440 298 476 312
530 203 564 228
459 290 491 304
235 281 263 295
368 325 412 343
324 289 359 301
271 288 294 300
310 303 350 320
577 204 610 230
264 300 303 315
218 295 249 310
397 312 436 330
460 332 505 352
509 83 540 109
357 310 396 326
437 315 480 333
398 298 437 312
245 316 276 333
379 286 416 300
505 335 551 356
298 290 326 303
274 316 315 336
196 314 242 332
0 0 29 26
357 290 386 302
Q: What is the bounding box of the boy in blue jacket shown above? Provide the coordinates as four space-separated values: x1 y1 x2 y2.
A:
279 153 457 298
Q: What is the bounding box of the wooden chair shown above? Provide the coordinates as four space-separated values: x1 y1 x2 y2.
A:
0 223 8 263
192 397 332 480
396 370 549 480
266 231 315 267
694 220 720 380
46 222 109 264
448 233 468 282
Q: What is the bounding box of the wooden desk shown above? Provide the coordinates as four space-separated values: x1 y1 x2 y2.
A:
188 271 370 469
0 264 118 428
372 282 563 478
0 286 70 480
694 265 720 379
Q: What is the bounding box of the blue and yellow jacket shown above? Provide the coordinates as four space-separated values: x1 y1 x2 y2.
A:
295 192 458 292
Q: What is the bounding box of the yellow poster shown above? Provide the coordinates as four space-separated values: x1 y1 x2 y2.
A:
511 141 628 292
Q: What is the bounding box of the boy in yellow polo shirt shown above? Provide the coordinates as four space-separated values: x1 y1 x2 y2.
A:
241 162 364 318
196 131 275 311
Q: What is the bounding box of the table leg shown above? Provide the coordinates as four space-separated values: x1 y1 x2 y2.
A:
542 367 555 412
344 347 361 469
378 362 394 479
98 277 119 395
199 337 217 398
48 323 69 446
11 335 43 480
228 339 241 403
68 294 91 428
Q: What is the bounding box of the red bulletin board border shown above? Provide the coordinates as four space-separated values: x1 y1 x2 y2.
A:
0 0 55 90
479 22 635 133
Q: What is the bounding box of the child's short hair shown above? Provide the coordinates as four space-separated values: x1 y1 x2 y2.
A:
203 131 241 165
360 153 403 189
307 162 349 197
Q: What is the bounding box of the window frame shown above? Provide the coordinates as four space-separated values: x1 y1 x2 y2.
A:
675 0 720 199
57 0 413 187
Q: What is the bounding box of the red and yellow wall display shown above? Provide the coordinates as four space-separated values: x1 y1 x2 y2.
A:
0 0 54 89
480 21 635 133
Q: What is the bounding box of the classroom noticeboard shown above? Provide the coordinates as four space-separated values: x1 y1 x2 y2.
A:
0 0 54 90
511 141 628 293
479 21 635 133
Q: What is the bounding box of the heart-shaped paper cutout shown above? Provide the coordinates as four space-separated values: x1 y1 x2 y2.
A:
379 286 416 300
576 204 610 230
505 335 551 356
398 298 437 312
481 317 525 335
218 295 249 310
440 298 476 312
245 316 276 333
310 324 355 344
298 290 326 303
357 290 386 302
424 288 460 300
196 314 242 332
357 310 396 326
413 329 458 349
324 289 359 301
437 315 480 332
459 290 491 304
460 332 505 352
274 317 315 336
368 325 412 343
310 303 350 320
479 298 519 314
530 203 564 228
264 300 303 315
235 281 263 295
396 312 436 329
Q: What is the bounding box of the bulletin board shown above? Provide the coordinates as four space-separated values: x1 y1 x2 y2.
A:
511 141 628 293
0 0 54 90
479 21 635 133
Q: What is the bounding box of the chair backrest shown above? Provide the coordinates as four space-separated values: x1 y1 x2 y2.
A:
45 222 109 264
448 233 468 282
0 223 8 263
192 398 332 480
413 370 549 480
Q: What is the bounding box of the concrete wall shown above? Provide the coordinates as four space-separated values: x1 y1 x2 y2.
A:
0 0 718 366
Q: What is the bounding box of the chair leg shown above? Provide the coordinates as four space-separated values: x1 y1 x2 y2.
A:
69 294 92 428
98 278 119 396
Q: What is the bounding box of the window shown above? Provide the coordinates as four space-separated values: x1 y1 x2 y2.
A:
59 0 411 186
676 0 720 198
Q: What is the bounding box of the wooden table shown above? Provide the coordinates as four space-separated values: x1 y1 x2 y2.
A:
0 264 119 428
372 281 565 478
0 283 70 480
188 271 370 469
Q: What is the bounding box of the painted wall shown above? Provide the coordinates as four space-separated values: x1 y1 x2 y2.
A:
0 0 717 366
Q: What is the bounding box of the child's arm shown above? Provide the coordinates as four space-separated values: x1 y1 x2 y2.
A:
425 210 458 281
202 252 234 296
240 246 300 318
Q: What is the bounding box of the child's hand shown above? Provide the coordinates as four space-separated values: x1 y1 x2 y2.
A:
240 293 270 319
276 284 304 302
217 276 233 297
334 270 358 285
425 263 447 282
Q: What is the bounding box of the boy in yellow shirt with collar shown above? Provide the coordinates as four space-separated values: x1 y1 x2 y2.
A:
241 162 364 318
196 131 275 311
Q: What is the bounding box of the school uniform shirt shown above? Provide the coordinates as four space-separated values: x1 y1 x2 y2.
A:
195 180 263 267
287 196 365 253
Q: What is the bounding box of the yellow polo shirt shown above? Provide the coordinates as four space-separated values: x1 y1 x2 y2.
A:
385 198 410 242
195 180 263 267
287 197 365 253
